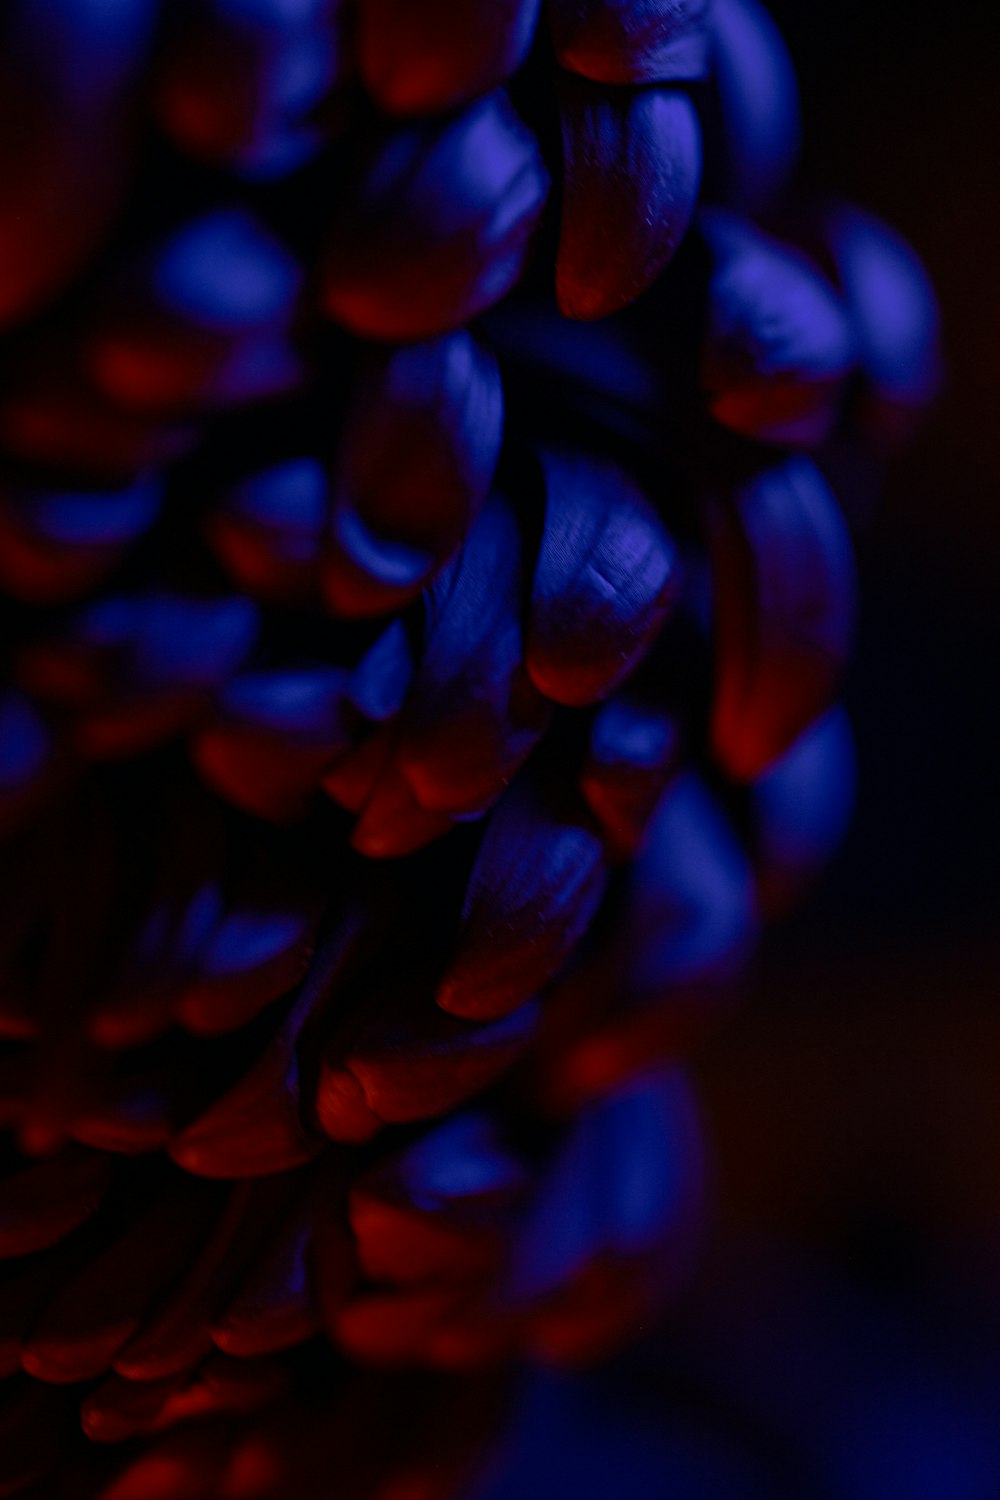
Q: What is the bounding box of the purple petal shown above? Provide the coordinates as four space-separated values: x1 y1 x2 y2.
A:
395 496 553 819
154 0 349 178
751 705 856 916
709 0 801 210
0 0 158 325
709 457 857 779
622 772 757 991
557 78 701 319
325 332 504 616
549 0 711 84
436 780 607 1020
194 667 352 821
579 693 681 855
360 0 540 115
823 202 942 429
526 450 681 706
323 91 549 340
701 211 856 446
207 456 326 601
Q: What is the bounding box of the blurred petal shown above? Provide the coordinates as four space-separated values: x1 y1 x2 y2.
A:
823 202 943 438
206 457 327 603
349 1112 524 1282
557 78 701 319
0 1147 111 1260
623 772 757 991
325 333 504 617
155 0 349 178
193 667 352 822
579 693 682 856
85 209 304 417
709 458 857 779
360 0 540 115
112 1176 299 1382
701 211 856 446
526 450 681 706
0 0 157 324
323 91 549 340
751 705 856 916
22 1176 216 1384
549 0 710 84
0 476 161 604
82 1356 289 1444
708 0 801 210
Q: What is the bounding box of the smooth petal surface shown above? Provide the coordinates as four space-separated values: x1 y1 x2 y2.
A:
317 988 539 1139
193 667 352 822
709 0 801 210
155 0 348 178
751 705 856 917
0 476 161 604
394 496 553 819
622 774 757 992
526 450 681 706
206 457 327 603
709 458 857 779
701 212 856 447
360 0 540 115
86 209 303 416
325 333 504 617
550 0 710 83
437 782 607 1020
0 0 157 325
323 91 549 340
557 78 701 319
823 203 942 433
579 693 681 855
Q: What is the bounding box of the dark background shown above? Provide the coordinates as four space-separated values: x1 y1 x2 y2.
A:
698 0 1000 1284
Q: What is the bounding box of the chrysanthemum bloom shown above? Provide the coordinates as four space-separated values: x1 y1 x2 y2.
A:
0 0 937 1494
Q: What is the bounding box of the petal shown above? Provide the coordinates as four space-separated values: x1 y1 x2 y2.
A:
193 667 352 822
526 449 681 706
623 773 757 991
557 78 701 319
112 1176 299 1381
708 0 801 210
0 474 161 604
822 202 942 437
324 333 504 617
751 705 856 917
700 211 856 447
323 91 549 340
395 496 553 819
579 693 682 855
317 988 539 1139
155 0 349 178
360 0 540 115
709 458 857 779
437 781 607 1021
549 0 711 84
0 0 158 325
0 1147 112 1260
206 457 327 603
211 1179 322 1358
85 208 303 416
22 1176 217 1384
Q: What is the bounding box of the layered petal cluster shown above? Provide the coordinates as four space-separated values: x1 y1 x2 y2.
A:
0 0 938 1495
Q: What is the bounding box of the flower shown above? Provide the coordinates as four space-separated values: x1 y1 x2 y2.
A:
0 1 937 1495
